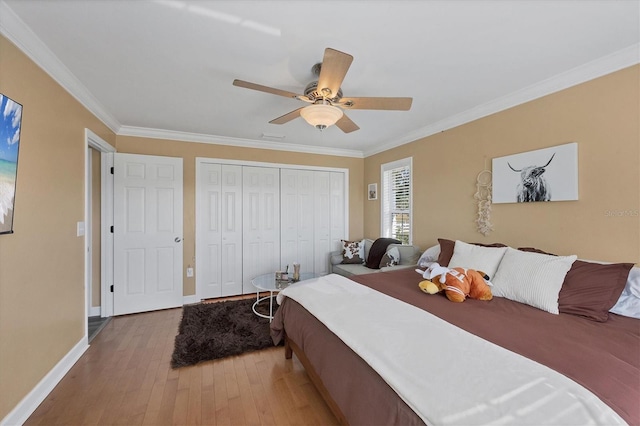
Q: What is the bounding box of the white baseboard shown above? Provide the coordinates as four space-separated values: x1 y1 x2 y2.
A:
183 295 199 305
88 306 101 317
1 337 89 426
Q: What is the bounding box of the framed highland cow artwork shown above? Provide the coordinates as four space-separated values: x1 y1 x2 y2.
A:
492 142 578 204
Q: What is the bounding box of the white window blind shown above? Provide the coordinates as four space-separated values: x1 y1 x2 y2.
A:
381 158 412 244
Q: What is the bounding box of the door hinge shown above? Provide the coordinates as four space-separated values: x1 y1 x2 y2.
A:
110 225 114 233
110 166 114 174
110 285 114 293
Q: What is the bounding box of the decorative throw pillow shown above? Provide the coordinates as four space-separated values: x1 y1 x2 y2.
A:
379 247 400 268
517 247 634 321
437 239 456 266
557 260 634 322
610 267 640 319
418 244 441 267
437 238 507 267
341 239 365 264
447 240 507 279
492 247 577 314
518 247 556 255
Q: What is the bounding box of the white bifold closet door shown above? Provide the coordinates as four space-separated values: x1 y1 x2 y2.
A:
196 162 346 299
313 172 331 276
281 169 323 275
195 163 243 299
242 166 281 294
330 172 346 253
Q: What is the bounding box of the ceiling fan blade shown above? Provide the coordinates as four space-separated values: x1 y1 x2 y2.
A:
317 48 353 99
335 114 360 133
338 97 413 111
269 107 303 125
233 79 300 99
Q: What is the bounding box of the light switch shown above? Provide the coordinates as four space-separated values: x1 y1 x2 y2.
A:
186 267 194 278
77 221 85 237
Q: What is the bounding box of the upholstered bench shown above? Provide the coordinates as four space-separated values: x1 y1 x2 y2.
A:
330 238 421 278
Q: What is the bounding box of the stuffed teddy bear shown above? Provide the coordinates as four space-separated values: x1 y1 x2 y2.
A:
416 262 493 303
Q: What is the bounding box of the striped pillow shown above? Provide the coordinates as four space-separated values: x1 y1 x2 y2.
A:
492 247 577 314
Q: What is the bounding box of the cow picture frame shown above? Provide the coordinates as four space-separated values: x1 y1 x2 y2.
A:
492 142 578 204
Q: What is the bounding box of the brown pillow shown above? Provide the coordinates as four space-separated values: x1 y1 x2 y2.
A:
517 247 633 322
437 239 508 266
558 260 633 322
518 247 556 255
474 242 508 248
436 239 456 266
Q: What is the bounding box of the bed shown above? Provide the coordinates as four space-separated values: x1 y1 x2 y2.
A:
270 242 640 426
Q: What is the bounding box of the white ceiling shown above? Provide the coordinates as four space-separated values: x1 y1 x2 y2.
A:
1 1 638 157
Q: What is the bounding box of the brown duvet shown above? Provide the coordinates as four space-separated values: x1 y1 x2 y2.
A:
271 268 640 425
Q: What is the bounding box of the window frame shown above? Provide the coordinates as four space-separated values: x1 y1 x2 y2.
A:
380 157 413 245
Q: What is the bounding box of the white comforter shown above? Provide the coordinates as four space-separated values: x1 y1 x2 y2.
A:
277 274 626 426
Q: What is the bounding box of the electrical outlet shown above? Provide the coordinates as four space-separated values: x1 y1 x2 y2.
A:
186 267 194 278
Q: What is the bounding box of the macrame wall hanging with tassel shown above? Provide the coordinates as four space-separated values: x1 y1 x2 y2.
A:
474 167 493 236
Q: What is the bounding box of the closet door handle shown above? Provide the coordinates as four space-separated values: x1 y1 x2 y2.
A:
175 237 182 243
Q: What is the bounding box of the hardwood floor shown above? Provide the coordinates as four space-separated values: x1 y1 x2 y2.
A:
25 301 339 426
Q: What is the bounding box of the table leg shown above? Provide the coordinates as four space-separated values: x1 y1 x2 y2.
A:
269 291 274 322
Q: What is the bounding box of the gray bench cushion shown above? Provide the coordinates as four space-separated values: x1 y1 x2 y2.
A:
330 238 421 278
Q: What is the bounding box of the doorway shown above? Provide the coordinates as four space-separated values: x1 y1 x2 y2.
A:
85 129 115 343
87 146 107 341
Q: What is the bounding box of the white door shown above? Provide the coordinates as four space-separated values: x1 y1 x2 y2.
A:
314 172 331 275
281 169 315 274
196 163 222 299
242 166 280 294
330 172 346 252
297 171 316 274
113 153 183 315
196 163 243 299
220 165 243 296
280 169 298 271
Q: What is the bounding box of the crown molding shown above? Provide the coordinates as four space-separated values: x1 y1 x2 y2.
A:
118 126 365 158
0 0 362 158
2 0 636 159
365 43 640 157
0 1 121 133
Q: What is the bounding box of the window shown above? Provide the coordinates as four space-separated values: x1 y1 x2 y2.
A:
381 157 412 244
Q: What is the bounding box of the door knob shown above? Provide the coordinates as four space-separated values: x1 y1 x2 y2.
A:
175 237 182 243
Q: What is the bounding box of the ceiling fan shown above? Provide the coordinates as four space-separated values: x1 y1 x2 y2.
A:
232 48 413 133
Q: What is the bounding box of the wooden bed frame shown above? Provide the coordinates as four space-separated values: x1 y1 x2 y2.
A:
284 336 348 425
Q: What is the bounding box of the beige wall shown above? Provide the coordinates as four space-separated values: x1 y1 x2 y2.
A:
0 36 116 419
115 136 365 296
365 65 640 263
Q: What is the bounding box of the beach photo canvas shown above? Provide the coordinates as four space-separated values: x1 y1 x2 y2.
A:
0 94 22 234
492 142 578 204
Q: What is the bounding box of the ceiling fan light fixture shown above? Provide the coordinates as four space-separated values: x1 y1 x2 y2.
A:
300 103 343 130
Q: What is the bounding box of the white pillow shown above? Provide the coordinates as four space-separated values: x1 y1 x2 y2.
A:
448 240 507 278
492 247 577 314
609 266 640 319
418 244 441 267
